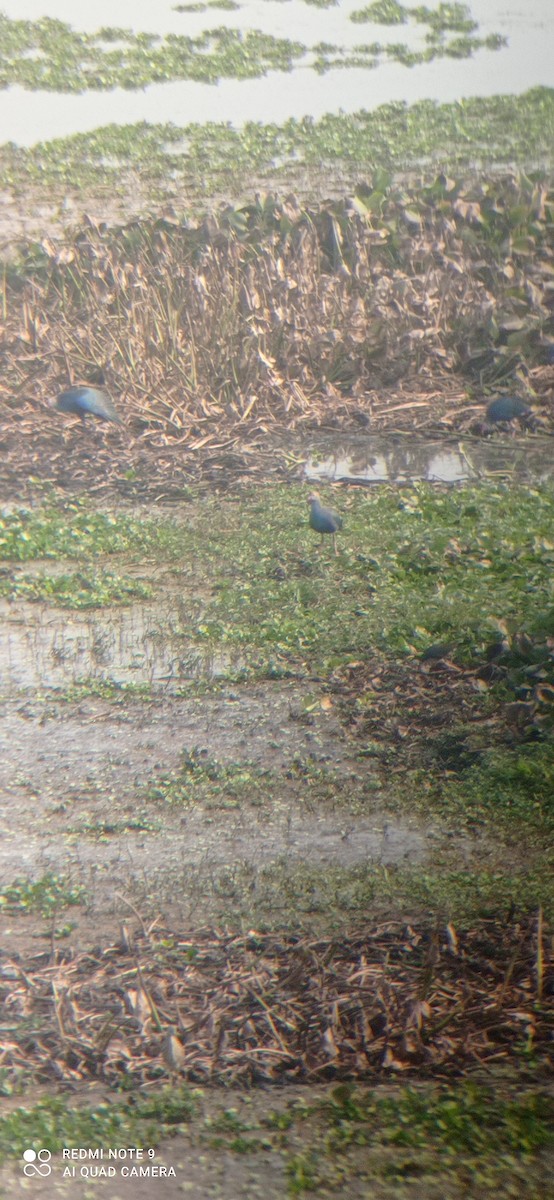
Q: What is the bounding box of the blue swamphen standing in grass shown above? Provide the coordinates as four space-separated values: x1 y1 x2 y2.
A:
56 386 121 426
485 396 531 426
307 492 343 555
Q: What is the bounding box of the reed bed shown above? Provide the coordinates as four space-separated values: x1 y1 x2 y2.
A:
0 173 552 493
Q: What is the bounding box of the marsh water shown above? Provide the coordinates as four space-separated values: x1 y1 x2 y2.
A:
0 595 243 690
0 0 551 144
304 434 554 486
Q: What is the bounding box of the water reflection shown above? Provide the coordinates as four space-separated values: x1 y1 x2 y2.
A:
0 600 240 690
304 436 554 486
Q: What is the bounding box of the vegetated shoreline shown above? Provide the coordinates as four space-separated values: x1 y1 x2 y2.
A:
0 150 552 502
0 56 551 1197
0 88 552 209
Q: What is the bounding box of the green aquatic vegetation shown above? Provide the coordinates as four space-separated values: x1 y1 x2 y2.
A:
204 850 554 926
0 14 306 92
444 743 554 833
322 1082 554 1161
0 569 153 608
0 89 550 199
347 0 501 66
147 751 364 813
0 6 504 93
2 483 553 669
75 815 161 836
0 873 85 916
0 1082 548 1198
351 0 478 30
0 504 182 561
351 0 408 24
148 751 271 810
412 1 477 32
444 32 482 57
175 0 240 9
287 1080 554 1193
344 29 504 68
382 40 420 64
155 482 554 677
0 1090 196 1159
52 678 155 703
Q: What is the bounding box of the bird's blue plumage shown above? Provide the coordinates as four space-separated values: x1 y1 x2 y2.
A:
307 493 343 538
486 396 530 423
307 493 343 556
56 386 121 424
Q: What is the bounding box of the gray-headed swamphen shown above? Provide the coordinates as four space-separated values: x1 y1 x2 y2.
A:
56 386 121 425
307 492 343 555
485 396 530 425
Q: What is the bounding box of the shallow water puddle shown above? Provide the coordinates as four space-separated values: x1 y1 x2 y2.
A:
0 677 433 896
0 599 240 690
0 807 429 879
304 435 554 485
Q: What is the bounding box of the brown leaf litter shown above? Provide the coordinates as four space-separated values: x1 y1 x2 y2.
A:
0 919 551 1087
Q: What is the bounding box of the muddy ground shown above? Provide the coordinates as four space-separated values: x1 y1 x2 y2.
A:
0 491 551 1195
0 679 441 947
0 408 552 1196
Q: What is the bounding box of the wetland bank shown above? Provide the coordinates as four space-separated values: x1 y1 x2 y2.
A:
0 480 552 1195
0 1 553 1195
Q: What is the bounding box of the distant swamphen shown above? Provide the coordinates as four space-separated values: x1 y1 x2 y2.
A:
307 492 343 555
485 396 530 425
56 386 121 425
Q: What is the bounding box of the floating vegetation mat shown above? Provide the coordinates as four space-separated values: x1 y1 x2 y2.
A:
0 6 505 93
1 90 552 200
1 919 551 1085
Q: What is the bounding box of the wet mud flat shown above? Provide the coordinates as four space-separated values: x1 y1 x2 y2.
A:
0 677 438 945
0 468 551 942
